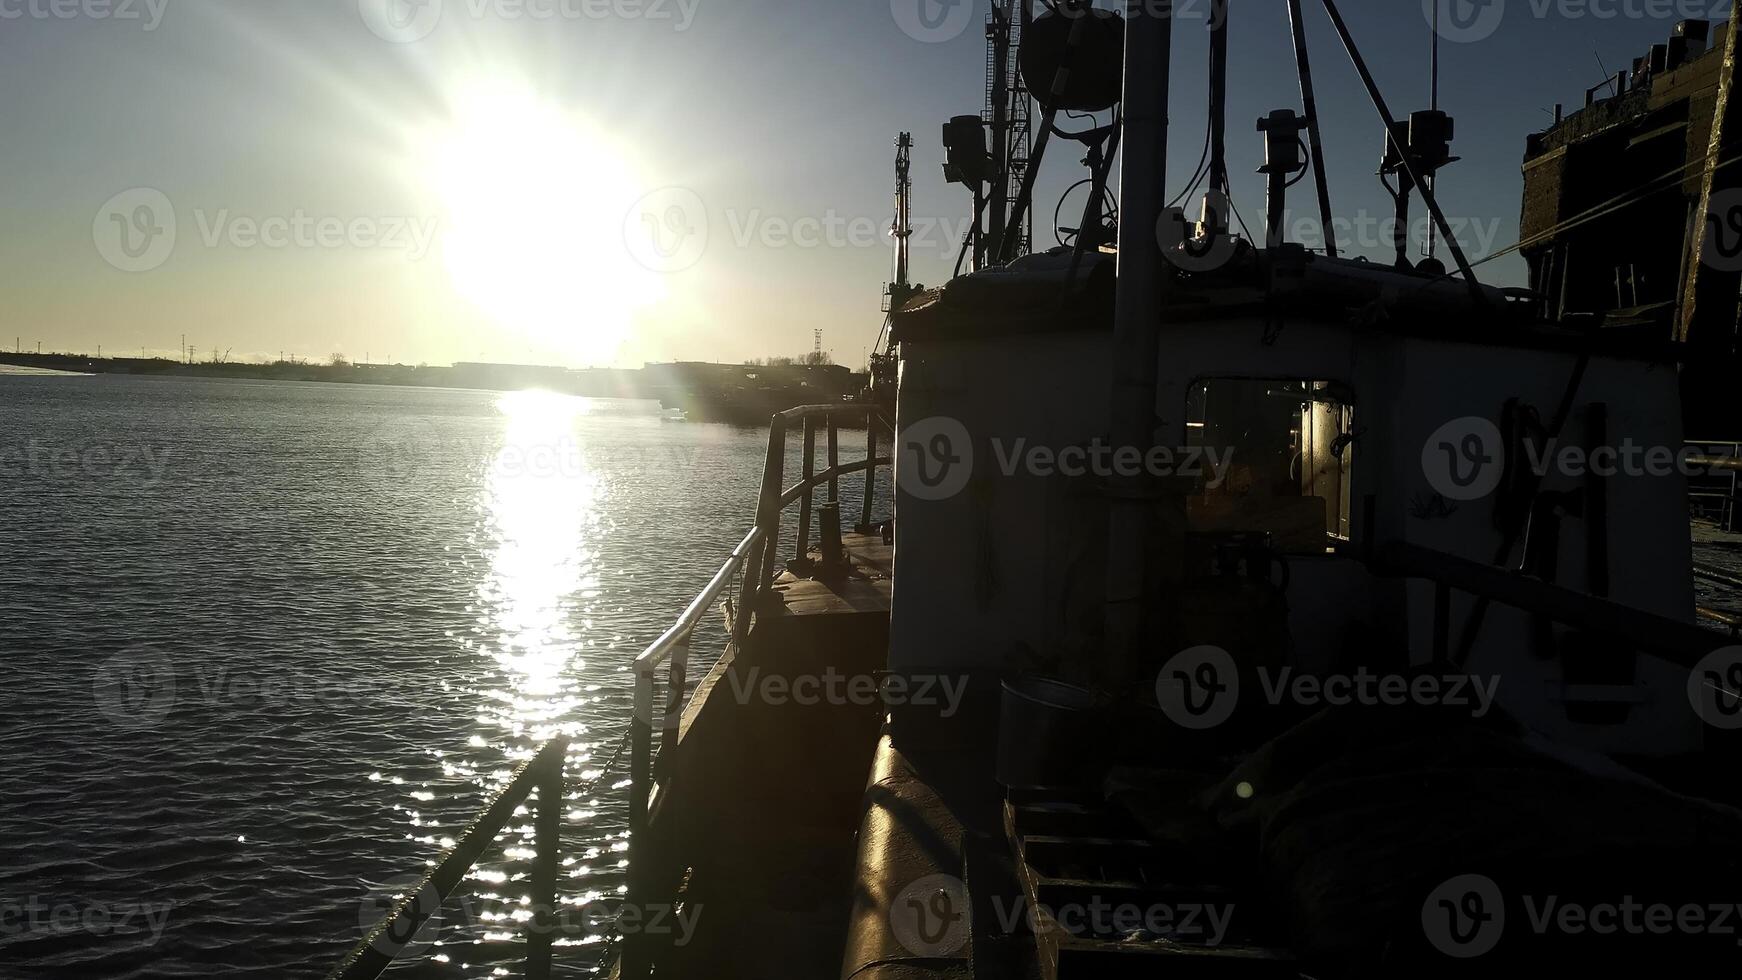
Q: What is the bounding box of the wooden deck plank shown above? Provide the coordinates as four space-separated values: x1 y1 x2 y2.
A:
765 532 893 618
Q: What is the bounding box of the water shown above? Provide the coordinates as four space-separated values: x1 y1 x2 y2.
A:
0 375 880 978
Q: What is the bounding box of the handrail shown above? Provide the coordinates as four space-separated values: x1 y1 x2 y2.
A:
745 404 894 611
619 403 894 980
633 526 765 678
779 458 883 507
1686 439 1742 532
1372 540 1715 670
622 525 765 979
329 737 569 980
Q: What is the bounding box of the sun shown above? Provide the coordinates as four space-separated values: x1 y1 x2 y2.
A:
426 82 662 365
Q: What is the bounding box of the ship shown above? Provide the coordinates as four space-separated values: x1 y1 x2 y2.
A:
642 360 863 426
330 4 1742 979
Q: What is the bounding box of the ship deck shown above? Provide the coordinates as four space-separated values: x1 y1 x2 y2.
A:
625 529 895 980
762 531 894 619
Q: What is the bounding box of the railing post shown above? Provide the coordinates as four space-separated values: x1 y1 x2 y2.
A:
526 741 564 980
827 412 840 507
861 411 878 533
796 416 817 564
753 417 786 610
731 536 757 650
623 666 655 980
329 742 569 980
663 637 690 740
1721 445 1735 536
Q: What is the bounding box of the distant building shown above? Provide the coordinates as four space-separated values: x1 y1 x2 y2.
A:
1520 16 1742 428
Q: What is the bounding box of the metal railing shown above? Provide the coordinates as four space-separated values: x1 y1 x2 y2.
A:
329 737 568 980
619 403 892 979
1374 540 1716 671
1687 439 1742 532
330 404 894 980
743 404 894 618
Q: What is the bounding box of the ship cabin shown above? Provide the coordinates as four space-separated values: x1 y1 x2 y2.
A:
822 241 1732 978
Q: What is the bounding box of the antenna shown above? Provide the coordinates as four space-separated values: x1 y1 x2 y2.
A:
1431 0 1440 111
1205 0 1231 237
1428 0 1440 259
986 1 1032 259
892 133 913 293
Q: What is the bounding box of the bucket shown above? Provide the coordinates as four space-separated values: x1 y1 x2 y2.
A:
995 677 1113 790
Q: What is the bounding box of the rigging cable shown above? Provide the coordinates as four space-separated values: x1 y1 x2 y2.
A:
1404 146 1742 296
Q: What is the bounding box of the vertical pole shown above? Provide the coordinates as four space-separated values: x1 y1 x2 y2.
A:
665 638 690 738
1427 0 1439 260
862 416 879 533
827 414 841 505
1287 0 1338 257
1206 0 1230 232
973 185 986 271
797 416 817 563
1318 0 1485 301
989 1 1014 255
1265 164 1289 250
526 741 564 980
1393 167 1416 268
624 675 653 980
1106 0 1173 686
752 418 787 609
1679 0 1742 348
732 535 757 649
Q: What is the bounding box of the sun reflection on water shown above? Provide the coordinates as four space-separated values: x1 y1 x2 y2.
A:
481 390 599 732
387 388 648 975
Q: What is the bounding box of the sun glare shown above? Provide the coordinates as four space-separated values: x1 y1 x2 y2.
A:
483 389 598 700
429 83 661 365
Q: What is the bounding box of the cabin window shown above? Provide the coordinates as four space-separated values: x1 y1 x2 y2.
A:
1185 378 1355 553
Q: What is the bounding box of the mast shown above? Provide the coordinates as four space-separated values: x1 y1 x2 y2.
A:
984 1 1033 263
1287 0 1338 257
1106 0 1173 685
1204 0 1230 236
891 133 914 301
987 1 1013 255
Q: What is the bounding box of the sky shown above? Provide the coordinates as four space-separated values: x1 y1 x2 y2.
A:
0 0 1732 368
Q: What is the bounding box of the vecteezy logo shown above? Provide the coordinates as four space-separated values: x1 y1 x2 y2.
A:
360 873 446 958
1690 646 1742 729
1703 189 1742 273
92 645 177 730
896 416 973 501
1155 191 1240 274
1422 874 1505 958
1155 645 1238 731
1422 417 1504 502
623 187 709 273
891 0 975 43
359 0 443 42
93 188 177 273
356 415 450 483
889 874 969 957
1424 0 1505 45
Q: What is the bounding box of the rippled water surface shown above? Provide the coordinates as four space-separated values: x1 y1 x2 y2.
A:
0 375 860 977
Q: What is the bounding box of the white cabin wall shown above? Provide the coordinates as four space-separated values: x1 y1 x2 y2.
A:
1370 337 1699 756
890 331 1111 672
892 311 1702 758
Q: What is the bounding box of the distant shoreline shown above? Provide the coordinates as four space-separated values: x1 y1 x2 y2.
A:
0 353 870 419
